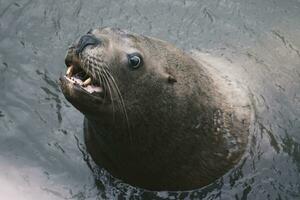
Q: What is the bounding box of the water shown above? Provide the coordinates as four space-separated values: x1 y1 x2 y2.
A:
0 0 299 199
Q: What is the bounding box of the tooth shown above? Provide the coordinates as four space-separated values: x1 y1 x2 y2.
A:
66 65 74 77
83 77 92 86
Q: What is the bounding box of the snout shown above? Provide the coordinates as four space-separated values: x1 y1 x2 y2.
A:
75 34 101 55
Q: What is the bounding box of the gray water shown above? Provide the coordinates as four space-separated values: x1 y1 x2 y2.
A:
0 0 300 199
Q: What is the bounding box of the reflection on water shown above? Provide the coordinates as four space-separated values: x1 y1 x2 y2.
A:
0 0 299 199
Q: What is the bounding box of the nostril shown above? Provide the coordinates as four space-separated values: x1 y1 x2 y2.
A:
76 34 101 55
87 29 93 34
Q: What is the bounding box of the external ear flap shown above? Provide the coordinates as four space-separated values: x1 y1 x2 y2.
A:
161 67 177 84
168 75 177 84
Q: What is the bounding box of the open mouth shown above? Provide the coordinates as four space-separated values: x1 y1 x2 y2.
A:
64 63 104 97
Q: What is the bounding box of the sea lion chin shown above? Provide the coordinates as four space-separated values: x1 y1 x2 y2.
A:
60 27 252 191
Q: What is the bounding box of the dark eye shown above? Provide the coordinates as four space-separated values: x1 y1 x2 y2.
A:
128 53 143 69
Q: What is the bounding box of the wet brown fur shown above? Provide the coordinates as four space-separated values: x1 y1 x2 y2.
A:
60 27 251 191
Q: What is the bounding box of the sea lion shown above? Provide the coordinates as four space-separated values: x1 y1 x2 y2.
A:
60 27 251 191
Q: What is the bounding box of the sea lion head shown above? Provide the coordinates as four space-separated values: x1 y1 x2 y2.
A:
60 27 250 190
60 27 204 130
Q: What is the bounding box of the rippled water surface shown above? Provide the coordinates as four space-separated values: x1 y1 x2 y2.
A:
0 0 300 199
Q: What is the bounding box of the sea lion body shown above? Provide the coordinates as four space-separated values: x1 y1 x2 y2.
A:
60 27 251 190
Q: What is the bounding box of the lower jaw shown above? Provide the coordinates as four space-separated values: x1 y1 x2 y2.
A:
60 76 116 120
60 75 104 104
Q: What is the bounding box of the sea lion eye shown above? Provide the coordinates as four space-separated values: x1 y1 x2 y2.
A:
128 53 142 69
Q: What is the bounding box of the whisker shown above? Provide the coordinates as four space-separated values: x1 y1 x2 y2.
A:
98 68 116 119
103 68 124 122
82 57 131 141
102 64 131 139
94 68 107 102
